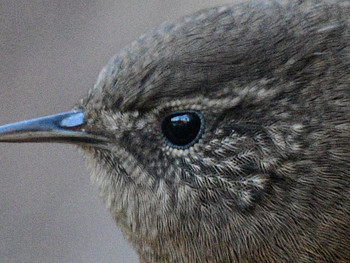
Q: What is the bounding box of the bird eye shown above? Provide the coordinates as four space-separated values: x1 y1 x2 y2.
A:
161 111 204 149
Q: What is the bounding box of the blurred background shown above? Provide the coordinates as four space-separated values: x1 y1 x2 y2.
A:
0 1 230 262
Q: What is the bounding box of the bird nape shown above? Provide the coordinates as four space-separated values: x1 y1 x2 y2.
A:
1 0 350 262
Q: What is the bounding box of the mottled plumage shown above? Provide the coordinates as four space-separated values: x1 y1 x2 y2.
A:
76 1 350 262
1 0 350 262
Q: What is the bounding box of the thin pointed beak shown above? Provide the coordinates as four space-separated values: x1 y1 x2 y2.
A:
0 110 107 145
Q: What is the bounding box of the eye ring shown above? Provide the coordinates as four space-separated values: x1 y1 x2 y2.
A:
161 110 204 149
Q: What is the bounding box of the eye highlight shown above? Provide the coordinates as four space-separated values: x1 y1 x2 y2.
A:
161 110 204 149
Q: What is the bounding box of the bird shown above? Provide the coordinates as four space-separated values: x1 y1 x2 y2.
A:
1 0 350 262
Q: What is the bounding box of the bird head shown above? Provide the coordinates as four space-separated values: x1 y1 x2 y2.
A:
1 1 350 262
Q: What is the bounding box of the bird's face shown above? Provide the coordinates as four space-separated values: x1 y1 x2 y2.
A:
75 2 350 261
78 6 276 215
1 1 350 262
75 3 318 257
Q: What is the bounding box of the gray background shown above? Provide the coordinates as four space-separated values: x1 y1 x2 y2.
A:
0 1 229 262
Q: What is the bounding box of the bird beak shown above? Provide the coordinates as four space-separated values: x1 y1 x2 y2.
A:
0 110 107 146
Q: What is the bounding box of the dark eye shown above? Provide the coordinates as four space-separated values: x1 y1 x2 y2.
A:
161 111 204 149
